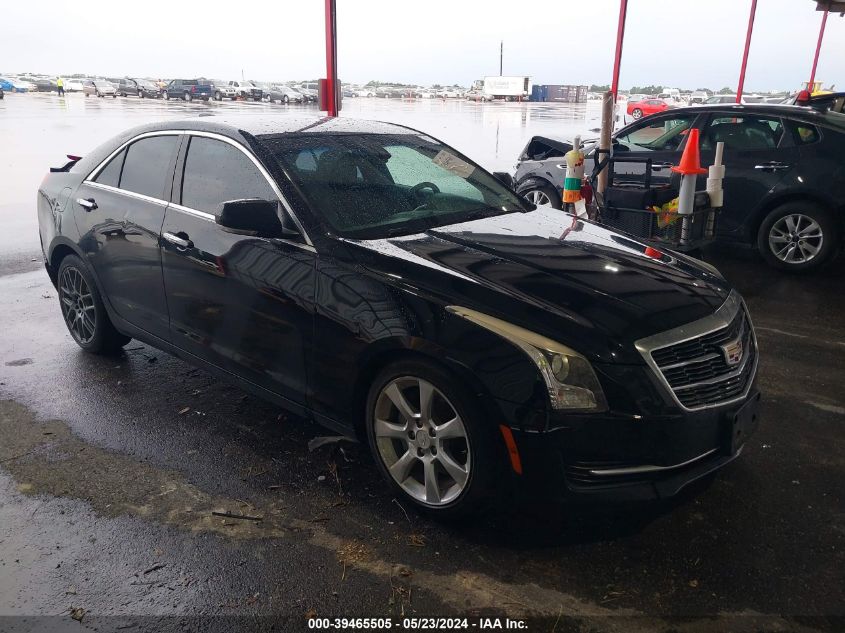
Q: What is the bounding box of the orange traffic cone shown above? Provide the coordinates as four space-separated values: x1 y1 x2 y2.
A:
671 128 707 175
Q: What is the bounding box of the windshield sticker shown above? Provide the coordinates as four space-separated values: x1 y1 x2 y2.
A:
433 150 476 179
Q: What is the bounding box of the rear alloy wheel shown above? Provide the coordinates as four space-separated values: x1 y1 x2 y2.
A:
366 361 499 517
758 202 837 272
632 108 643 119
283 95 289 104
214 91 222 101
162 91 169 100
184 92 192 102
517 181 562 209
57 255 131 354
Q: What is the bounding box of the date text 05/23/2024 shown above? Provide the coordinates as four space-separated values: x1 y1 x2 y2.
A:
308 617 528 630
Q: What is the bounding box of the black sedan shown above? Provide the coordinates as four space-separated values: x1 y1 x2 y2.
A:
515 104 845 271
37 117 760 516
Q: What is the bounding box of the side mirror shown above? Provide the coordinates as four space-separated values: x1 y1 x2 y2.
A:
493 171 515 189
216 199 299 240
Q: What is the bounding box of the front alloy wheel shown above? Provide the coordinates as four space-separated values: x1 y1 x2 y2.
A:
373 377 471 506
518 181 562 209
632 108 643 119
525 189 552 207
366 360 501 517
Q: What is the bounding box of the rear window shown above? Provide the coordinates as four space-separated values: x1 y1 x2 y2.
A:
94 149 126 187
120 136 179 199
184 80 198 86
791 123 820 145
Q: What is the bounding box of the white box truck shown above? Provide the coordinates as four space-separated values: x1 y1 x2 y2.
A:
481 76 532 101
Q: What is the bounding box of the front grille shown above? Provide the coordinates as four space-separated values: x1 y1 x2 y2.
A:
648 304 757 409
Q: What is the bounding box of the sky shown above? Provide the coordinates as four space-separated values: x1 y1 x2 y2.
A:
1 0 842 92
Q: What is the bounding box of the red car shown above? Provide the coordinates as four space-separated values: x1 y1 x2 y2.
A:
626 97 671 119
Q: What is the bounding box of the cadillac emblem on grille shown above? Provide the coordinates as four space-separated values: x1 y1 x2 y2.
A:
721 338 744 366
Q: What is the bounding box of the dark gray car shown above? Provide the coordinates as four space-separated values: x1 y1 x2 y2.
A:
514 104 845 271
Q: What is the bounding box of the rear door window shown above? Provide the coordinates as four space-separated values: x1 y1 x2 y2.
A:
119 135 179 199
702 115 784 151
180 136 275 214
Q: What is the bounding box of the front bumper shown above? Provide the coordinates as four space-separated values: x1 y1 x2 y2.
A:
510 389 761 502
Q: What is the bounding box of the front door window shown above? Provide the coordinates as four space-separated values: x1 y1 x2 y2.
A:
616 115 697 153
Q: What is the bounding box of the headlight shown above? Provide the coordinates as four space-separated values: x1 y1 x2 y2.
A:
446 306 608 412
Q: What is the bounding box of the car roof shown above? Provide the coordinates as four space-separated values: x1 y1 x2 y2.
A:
664 104 845 130
114 115 422 140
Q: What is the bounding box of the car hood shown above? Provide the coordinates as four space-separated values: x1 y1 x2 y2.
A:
346 209 731 363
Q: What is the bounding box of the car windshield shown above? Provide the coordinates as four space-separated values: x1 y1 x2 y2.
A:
264 133 530 239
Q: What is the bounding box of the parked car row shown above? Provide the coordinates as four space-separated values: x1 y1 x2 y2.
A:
0 74 321 104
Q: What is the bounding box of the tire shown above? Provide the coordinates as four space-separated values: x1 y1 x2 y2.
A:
163 91 169 100
57 255 131 355
283 95 289 104
112 94 117 98
138 90 143 98
214 91 222 101
184 92 192 102
757 201 838 272
365 359 500 518
96 92 102 98
632 108 643 119
517 180 562 209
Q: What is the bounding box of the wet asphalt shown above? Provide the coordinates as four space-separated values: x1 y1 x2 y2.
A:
0 93 844 632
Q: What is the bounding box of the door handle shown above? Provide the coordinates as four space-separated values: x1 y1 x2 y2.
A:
76 197 97 211
754 162 791 171
163 232 193 249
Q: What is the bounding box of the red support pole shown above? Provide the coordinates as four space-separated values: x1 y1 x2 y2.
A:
324 0 338 117
808 9 829 90
610 0 628 103
736 0 757 103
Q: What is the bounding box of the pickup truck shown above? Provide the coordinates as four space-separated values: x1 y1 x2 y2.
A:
217 80 263 101
161 79 213 102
